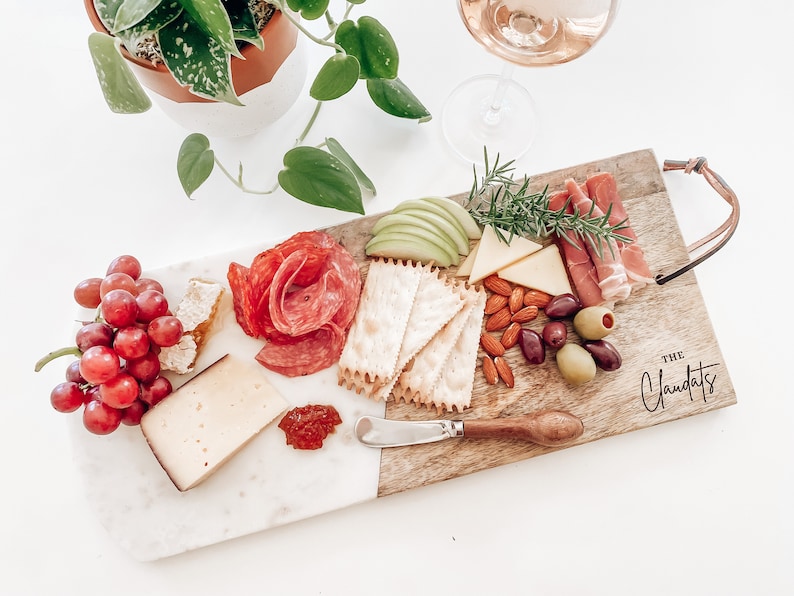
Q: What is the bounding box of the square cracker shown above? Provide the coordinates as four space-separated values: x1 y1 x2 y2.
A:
393 284 484 411
370 266 468 402
337 259 423 396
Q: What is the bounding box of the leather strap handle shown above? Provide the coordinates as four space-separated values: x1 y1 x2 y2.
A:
655 157 740 285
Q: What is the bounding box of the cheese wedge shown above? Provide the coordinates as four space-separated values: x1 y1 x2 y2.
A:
141 355 288 492
498 244 573 297
467 226 543 283
455 241 479 278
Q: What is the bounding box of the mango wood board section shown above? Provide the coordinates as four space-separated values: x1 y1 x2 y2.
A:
325 148 737 498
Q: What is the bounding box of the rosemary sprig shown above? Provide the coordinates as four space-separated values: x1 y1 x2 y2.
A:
464 151 633 259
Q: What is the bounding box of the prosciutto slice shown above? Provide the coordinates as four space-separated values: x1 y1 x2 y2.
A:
565 179 631 304
585 173 654 289
549 190 603 307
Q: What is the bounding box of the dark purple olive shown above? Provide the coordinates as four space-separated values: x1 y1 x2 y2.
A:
544 293 582 319
542 321 568 349
583 339 622 371
518 328 545 365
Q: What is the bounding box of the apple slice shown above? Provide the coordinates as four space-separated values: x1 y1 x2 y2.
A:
392 200 470 251
421 197 482 240
365 235 458 267
371 224 460 266
388 207 470 256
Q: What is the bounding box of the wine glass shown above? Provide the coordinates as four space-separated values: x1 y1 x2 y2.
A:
441 0 621 163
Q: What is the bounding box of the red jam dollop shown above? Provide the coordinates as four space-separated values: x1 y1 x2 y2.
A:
278 404 342 450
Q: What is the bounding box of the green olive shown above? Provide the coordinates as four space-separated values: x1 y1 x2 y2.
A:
573 306 616 340
555 343 597 386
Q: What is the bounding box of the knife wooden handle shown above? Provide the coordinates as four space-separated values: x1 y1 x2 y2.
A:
462 410 584 447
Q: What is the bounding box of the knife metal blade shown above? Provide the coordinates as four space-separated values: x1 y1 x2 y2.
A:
355 410 584 449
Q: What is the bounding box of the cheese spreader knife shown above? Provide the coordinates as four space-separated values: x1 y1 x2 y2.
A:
355 410 584 449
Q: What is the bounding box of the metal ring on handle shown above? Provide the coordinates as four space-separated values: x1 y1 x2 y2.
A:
655 157 740 285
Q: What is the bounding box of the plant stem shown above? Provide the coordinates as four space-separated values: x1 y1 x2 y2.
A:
213 100 325 196
272 1 345 52
35 346 81 372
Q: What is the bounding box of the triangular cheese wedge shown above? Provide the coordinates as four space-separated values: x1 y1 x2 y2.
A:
498 244 573 297
468 226 543 283
455 241 479 278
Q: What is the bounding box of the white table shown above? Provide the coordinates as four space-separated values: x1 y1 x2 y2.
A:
3 1 792 594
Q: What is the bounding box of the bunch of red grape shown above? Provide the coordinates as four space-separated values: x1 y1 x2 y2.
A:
44 255 183 436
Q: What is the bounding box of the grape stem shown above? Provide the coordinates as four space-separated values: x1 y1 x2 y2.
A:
35 346 81 373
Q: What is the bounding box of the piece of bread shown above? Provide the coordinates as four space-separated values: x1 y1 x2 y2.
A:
158 278 225 374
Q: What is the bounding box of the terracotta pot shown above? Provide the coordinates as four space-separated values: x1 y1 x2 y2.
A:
84 0 308 136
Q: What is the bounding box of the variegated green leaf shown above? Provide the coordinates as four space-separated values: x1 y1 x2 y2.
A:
177 0 240 57
88 32 152 114
335 17 398 80
227 2 264 50
366 77 431 122
158 10 241 105
113 0 163 32
116 1 182 51
93 0 126 31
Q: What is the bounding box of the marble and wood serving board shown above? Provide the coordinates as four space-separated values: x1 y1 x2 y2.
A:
69 148 736 561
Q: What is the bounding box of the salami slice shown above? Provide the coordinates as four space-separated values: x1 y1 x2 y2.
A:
227 262 258 337
255 322 346 377
269 250 347 336
326 243 362 330
274 230 337 286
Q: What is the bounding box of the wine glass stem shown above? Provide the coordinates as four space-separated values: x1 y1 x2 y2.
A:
484 62 516 125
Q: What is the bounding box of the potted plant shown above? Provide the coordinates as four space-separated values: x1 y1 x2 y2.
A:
86 0 431 215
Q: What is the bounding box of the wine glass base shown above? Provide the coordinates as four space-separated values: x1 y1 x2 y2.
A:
441 73 538 165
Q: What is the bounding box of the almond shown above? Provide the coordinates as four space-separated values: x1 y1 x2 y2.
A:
485 306 512 331
523 289 553 309
484 293 509 315
482 356 498 385
483 275 513 296
480 333 505 358
494 356 515 388
500 322 521 349
511 305 540 323
508 287 525 314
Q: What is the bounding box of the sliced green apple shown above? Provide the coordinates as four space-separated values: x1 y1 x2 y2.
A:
387 207 470 256
373 223 459 265
392 199 470 246
421 196 482 240
365 234 458 267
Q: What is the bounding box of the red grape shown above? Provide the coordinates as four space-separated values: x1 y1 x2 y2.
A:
135 289 169 324
106 255 142 280
79 345 120 385
84 385 101 404
100 272 138 299
113 326 150 360
121 399 148 426
75 322 114 351
135 278 164 294
65 360 85 384
140 376 172 407
83 400 122 435
125 350 161 383
73 277 102 309
147 316 184 347
99 372 140 409
50 382 85 413
101 289 139 328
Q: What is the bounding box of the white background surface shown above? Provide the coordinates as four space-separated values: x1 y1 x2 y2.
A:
2 1 792 594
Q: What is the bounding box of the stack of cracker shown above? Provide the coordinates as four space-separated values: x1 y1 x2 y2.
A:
338 259 486 413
